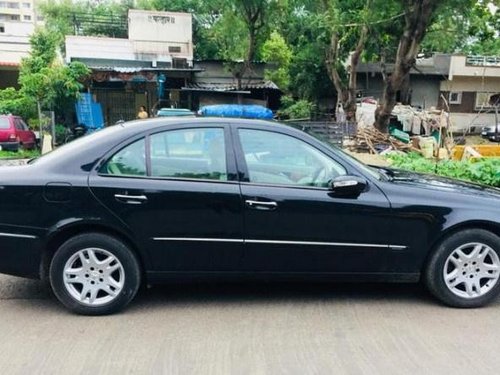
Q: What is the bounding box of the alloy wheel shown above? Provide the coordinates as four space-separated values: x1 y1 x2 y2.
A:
63 248 125 306
443 242 500 299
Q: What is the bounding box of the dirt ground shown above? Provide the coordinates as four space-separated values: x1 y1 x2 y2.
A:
345 150 390 167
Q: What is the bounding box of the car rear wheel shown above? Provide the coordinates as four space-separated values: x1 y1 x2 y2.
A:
49 233 141 315
425 229 500 308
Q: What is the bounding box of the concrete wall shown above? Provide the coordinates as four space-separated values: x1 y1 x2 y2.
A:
449 55 500 79
65 36 137 63
66 10 194 66
128 10 192 59
357 74 442 109
0 24 30 65
441 76 500 93
449 113 496 132
194 61 267 83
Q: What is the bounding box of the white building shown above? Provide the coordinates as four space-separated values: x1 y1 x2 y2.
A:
0 0 43 24
65 9 199 124
0 21 33 88
66 9 194 68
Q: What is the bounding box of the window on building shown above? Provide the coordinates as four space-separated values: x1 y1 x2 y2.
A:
36 15 43 21
22 2 30 8
168 46 181 53
7 2 19 8
0 24 4 33
10 14 20 21
475 92 498 110
23 14 31 21
448 92 462 105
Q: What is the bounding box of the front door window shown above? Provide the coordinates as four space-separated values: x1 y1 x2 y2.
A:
238 129 346 187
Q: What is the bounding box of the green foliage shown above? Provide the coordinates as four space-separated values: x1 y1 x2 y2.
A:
54 124 69 145
261 31 292 90
0 88 36 119
18 29 90 111
421 1 499 55
386 152 500 187
0 149 40 159
278 96 316 120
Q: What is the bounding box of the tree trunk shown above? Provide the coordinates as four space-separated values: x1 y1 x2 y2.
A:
345 25 368 121
374 0 439 132
325 23 368 122
325 32 348 113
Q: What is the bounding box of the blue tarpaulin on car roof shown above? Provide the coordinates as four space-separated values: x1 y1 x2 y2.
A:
199 105 273 119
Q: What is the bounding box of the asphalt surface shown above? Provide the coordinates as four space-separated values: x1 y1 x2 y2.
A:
1 275 500 374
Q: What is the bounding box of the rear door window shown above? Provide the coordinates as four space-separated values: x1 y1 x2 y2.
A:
150 128 227 181
101 138 146 176
14 119 24 130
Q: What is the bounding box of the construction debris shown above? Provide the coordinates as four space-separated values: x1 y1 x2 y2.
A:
348 127 421 154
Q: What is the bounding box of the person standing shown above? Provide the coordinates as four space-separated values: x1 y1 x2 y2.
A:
137 106 149 119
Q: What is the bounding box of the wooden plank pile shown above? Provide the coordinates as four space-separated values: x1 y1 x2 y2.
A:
348 126 420 154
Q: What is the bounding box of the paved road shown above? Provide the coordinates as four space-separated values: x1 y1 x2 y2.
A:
0 274 499 375
0 159 28 167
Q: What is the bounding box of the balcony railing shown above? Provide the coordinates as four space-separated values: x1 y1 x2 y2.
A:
466 56 500 67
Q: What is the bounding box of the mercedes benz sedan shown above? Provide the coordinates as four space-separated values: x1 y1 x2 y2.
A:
1 118 499 315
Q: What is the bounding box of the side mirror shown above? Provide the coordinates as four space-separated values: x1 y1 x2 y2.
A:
329 175 367 197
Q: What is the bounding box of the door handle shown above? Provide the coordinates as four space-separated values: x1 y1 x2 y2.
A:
245 200 278 210
114 193 148 204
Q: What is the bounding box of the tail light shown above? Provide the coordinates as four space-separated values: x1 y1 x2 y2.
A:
8 134 17 142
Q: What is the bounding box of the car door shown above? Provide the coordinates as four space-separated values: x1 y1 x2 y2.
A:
89 124 244 273
14 118 34 148
233 126 401 274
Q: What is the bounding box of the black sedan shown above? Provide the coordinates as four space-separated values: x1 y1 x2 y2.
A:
1 118 499 315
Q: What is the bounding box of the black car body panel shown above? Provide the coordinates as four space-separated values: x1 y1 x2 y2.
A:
0 118 498 283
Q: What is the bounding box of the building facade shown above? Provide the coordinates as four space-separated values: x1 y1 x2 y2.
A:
0 0 43 24
438 55 500 131
66 9 199 124
0 0 43 89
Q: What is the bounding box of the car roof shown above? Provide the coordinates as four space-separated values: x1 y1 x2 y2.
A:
33 117 322 173
120 117 288 131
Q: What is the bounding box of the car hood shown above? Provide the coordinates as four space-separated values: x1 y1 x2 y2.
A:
381 168 500 199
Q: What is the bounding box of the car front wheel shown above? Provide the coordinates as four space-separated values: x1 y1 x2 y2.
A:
425 229 500 308
49 233 141 315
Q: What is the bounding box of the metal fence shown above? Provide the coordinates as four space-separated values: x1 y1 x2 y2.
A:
289 121 357 148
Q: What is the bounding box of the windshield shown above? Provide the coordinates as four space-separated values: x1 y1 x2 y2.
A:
288 123 382 180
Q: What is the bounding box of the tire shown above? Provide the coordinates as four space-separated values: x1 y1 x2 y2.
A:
49 233 141 315
425 229 500 308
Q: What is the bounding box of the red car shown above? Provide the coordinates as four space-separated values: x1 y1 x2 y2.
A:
0 115 36 151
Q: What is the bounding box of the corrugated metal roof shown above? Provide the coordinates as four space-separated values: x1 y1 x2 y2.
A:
184 81 280 91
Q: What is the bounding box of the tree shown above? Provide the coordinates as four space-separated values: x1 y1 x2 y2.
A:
373 0 476 132
18 29 89 134
216 0 278 89
421 1 499 55
0 88 36 120
261 31 292 90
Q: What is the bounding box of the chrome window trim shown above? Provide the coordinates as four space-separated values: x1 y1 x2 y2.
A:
152 237 407 249
153 237 244 243
0 232 37 239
